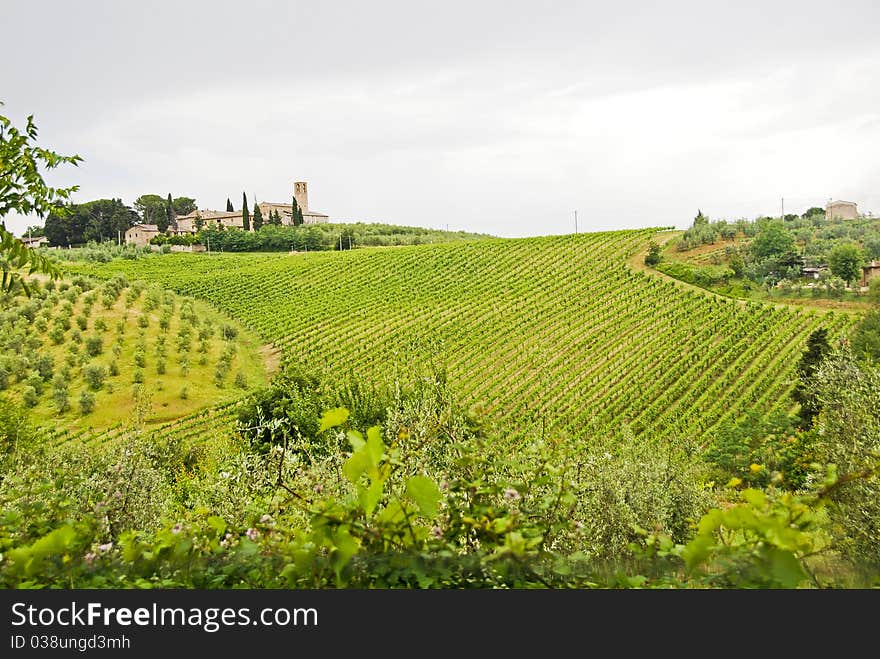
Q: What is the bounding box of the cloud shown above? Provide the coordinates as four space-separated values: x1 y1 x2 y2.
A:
3 2 879 237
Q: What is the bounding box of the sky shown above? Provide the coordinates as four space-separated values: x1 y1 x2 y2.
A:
2 0 879 238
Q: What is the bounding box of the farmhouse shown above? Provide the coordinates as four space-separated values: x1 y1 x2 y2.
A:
863 261 880 287
825 200 858 220
21 235 49 248
125 224 160 247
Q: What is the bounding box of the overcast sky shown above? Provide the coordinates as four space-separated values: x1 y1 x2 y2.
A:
3 1 879 237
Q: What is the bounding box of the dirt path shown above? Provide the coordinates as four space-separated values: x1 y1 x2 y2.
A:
259 344 283 375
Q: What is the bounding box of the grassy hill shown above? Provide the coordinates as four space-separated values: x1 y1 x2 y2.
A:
64 229 854 448
0 275 269 438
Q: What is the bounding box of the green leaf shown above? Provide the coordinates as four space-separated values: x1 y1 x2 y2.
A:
343 448 371 483
206 516 226 535
768 548 808 588
319 407 349 432
359 479 384 518
405 475 441 518
366 425 384 465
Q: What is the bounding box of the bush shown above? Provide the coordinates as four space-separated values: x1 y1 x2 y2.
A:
83 365 107 391
79 391 96 416
22 386 39 408
85 335 103 357
221 325 237 341
53 386 69 414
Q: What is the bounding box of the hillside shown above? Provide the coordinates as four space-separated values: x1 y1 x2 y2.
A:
64 229 854 448
0 275 269 437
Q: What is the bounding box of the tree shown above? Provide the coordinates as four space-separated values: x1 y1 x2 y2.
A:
868 278 880 306
134 194 167 226
851 310 880 363
292 195 304 226
828 243 863 286
252 202 263 231
811 347 880 570
162 192 174 233
1 105 77 293
801 207 825 219
791 328 831 428
226 198 234 212
644 240 662 266
242 192 250 231
172 196 197 216
694 209 708 226
751 221 795 260
194 213 204 231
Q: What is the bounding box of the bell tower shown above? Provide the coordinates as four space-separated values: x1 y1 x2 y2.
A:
293 181 309 212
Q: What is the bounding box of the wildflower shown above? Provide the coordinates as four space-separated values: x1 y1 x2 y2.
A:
245 528 259 541
503 487 521 502
83 552 97 564
260 514 273 524
220 532 234 548
171 523 183 534
430 526 443 539
98 542 113 552
313 484 324 494
439 480 449 491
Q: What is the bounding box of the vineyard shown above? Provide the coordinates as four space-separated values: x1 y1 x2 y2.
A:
65 230 854 448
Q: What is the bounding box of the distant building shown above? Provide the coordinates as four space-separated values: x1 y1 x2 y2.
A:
125 224 160 246
825 200 858 220
801 266 828 280
172 210 245 235
21 235 49 248
863 261 880 287
171 181 329 236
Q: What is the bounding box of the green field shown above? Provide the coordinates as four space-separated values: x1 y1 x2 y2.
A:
65 229 854 448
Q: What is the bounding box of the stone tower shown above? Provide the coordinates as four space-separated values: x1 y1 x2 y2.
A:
294 181 309 212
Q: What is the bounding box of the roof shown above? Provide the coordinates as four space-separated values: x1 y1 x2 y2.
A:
303 211 329 217
177 210 242 220
826 200 857 206
864 261 880 269
127 224 159 232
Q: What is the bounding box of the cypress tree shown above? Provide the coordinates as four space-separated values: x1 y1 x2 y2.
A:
252 202 263 231
165 192 176 232
226 198 234 212
291 196 301 226
242 192 250 231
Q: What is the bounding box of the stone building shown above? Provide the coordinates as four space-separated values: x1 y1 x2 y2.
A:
170 181 329 236
863 261 880 287
173 210 244 235
125 224 160 246
259 181 329 225
825 200 858 220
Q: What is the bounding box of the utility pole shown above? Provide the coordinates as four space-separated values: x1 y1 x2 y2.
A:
574 210 578 234
781 197 784 221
